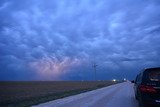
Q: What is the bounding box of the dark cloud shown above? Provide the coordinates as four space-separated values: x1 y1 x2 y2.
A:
0 0 160 80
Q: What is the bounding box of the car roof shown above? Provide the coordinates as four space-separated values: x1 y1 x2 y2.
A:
141 67 160 75
138 67 160 74
144 67 160 71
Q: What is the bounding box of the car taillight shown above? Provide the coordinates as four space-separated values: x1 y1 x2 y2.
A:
139 85 157 93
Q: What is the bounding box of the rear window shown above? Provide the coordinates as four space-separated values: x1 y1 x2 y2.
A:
148 70 160 81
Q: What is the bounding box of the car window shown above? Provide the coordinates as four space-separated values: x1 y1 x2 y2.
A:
135 75 138 83
139 73 143 82
135 73 142 84
137 74 140 83
148 70 160 81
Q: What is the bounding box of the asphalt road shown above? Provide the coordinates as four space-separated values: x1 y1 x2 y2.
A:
33 82 139 107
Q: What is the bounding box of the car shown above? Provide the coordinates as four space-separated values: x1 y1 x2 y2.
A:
134 67 160 107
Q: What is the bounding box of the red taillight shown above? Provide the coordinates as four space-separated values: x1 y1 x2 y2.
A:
139 85 157 93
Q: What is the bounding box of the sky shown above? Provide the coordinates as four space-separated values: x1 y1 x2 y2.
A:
0 0 160 81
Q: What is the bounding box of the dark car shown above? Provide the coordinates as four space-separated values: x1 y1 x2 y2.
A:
134 67 160 107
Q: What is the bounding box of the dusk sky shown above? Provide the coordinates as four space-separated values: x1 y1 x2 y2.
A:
0 0 160 81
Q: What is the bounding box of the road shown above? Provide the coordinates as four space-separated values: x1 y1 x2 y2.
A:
33 82 139 107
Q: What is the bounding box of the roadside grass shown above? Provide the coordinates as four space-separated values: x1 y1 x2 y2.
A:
0 81 121 107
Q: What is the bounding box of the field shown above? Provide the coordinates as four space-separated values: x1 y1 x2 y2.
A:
0 81 119 107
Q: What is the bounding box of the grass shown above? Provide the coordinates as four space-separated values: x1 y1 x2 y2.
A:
0 81 120 107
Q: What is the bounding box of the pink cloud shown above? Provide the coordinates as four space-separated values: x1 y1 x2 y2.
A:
29 56 82 80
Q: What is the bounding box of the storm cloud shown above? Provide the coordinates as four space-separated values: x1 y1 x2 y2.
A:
0 0 160 80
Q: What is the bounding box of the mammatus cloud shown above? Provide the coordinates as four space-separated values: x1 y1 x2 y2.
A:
29 56 82 80
0 0 160 80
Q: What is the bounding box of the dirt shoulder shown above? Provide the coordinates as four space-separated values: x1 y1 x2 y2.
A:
0 81 120 107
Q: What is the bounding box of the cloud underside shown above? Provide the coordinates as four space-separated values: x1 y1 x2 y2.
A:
0 0 160 80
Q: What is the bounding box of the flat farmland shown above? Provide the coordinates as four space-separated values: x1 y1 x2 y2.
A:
0 81 119 107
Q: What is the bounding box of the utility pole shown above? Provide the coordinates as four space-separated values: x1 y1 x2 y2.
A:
92 63 98 81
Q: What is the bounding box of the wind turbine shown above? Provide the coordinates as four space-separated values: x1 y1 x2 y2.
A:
92 62 98 81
